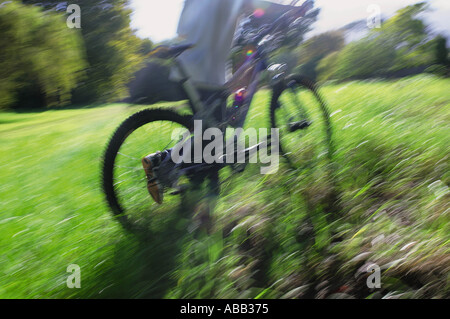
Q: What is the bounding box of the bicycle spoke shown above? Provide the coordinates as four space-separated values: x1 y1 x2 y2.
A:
104 112 193 229
114 165 142 170
273 79 332 170
117 152 140 160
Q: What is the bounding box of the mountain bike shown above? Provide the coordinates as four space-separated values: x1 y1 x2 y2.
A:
102 0 333 230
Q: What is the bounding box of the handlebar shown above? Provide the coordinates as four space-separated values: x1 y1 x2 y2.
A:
253 0 314 45
270 0 314 32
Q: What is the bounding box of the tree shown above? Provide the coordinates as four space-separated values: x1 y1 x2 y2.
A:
423 35 449 77
316 2 435 81
380 2 429 52
22 0 145 104
333 36 397 80
316 51 340 82
295 31 345 80
434 35 449 67
382 2 432 71
0 1 86 109
139 39 154 56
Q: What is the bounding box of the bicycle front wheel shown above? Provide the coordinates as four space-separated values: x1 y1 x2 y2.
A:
270 75 333 170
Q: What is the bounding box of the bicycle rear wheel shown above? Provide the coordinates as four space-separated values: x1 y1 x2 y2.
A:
102 108 193 231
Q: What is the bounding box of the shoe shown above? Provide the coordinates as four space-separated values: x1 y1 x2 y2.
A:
142 152 164 204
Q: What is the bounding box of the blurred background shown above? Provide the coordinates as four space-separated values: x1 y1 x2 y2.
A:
0 0 448 299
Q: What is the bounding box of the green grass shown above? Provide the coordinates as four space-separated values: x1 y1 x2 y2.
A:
0 75 449 298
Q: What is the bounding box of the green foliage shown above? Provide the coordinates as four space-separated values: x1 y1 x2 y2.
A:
0 1 86 109
0 76 448 298
22 0 146 104
139 38 154 56
434 36 449 66
380 2 429 51
334 36 397 80
424 64 448 77
427 35 449 77
298 31 346 66
296 31 345 80
73 0 143 103
316 2 436 81
316 51 340 82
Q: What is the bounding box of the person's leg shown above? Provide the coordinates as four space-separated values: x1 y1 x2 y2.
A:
141 85 226 205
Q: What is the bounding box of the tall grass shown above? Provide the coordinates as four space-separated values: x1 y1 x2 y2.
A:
0 75 448 298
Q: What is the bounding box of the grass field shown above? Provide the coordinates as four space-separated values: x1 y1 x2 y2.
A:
0 75 449 298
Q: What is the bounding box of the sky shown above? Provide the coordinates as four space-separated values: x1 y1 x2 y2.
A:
129 0 450 43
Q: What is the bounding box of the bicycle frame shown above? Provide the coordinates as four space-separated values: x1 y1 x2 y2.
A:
168 50 275 177
173 48 265 127
166 1 312 176
174 0 313 129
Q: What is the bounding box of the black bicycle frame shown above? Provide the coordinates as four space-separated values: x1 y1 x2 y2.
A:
169 51 273 176
167 0 312 175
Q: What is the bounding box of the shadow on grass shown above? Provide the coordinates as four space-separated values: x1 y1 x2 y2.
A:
87 188 204 298
87 162 340 298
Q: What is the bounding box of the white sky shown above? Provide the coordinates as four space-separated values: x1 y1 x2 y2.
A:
130 0 450 42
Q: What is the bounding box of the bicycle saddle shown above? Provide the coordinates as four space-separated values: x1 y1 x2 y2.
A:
148 43 195 59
